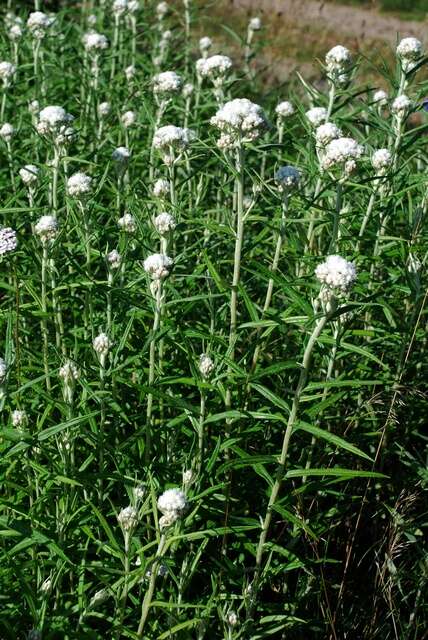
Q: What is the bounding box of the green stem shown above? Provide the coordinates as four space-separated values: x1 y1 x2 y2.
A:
137 534 166 636
41 245 51 391
145 281 163 464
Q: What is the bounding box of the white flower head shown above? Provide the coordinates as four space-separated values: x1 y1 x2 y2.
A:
199 36 212 55
275 165 301 192
40 578 52 595
107 249 121 269
199 353 214 379
98 101 111 117
153 71 182 96
315 122 342 147
19 164 39 187
154 212 176 235
306 107 327 127
12 409 27 428
321 137 364 174
249 17 262 31
0 123 15 141
372 148 392 174
210 98 268 148
157 487 188 519
34 215 58 243
153 178 170 198
59 360 80 383
125 65 136 81
8 24 23 41
117 506 138 531
392 94 412 119
152 125 195 164
27 11 53 39
0 227 17 256
112 0 128 17
143 253 173 280
67 172 92 198
315 255 357 293
82 31 109 53
182 82 194 98
89 589 110 609
325 45 352 74
112 146 131 163
93 333 110 357
275 101 294 118
227 611 238 627
0 61 16 87
118 213 137 233
373 89 388 106
396 37 423 72
121 110 137 128
156 2 169 19
38 106 73 134
87 14 97 27
183 469 193 486
196 55 232 85
128 1 139 14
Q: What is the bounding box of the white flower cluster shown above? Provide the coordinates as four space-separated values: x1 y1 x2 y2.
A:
0 227 17 256
82 31 109 53
37 106 74 144
67 172 92 198
0 123 15 141
156 1 169 19
118 213 137 233
275 101 294 119
182 82 194 99
0 61 16 87
372 148 392 174
373 89 388 107
93 333 110 357
107 249 121 269
275 166 301 191
35 215 58 243
112 0 128 17
27 11 53 39
315 255 357 293
153 178 170 198
315 122 342 146
325 45 352 86
98 101 111 117
12 410 27 428
112 146 131 163
121 110 137 128
59 360 80 383
210 98 267 149
117 506 138 531
7 14 23 41
157 487 188 527
306 107 327 127
199 36 212 57
125 65 136 82
143 253 173 280
19 164 39 187
321 137 364 176
199 353 214 379
396 37 423 73
152 125 194 164
153 71 182 96
154 212 176 235
391 94 412 119
196 55 232 85
249 17 262 31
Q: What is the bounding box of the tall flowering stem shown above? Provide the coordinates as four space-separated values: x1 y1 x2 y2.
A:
41 244 51 391
137 533 166 636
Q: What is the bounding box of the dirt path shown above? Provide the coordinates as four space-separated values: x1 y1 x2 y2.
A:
232 0 426 45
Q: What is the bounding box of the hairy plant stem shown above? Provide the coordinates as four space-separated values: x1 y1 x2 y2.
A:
98 354 106 502
110 16 120 80
116 532 131 638
197 390 206 475
249 312 329 614
52 145 60 215
137 533 166 636
145 280 163 464
41 244 51 391
328 181 343 254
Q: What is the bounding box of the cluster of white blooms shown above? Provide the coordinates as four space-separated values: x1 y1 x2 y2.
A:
107 249 121 269
112 146 131 163
27 11 53 39
315 255 357 293
40 578 52 595
144 253 173 279
321 137 364 175
153 71 182 96
93 333 110 356
152 125 194 164
199 36 212 57
0 123 15 141
29 100 40 116
372 148 392 174
125 65 136 82
0 61 16 87
82 31 109 53
373 89 388 106
391 94 412 119
183 469 193 486
117 506 138 531
275 166 301 191
156 1 169 19
59 360 80 383
153 178 170 198
35 215 58 243
182 82 194 99
112 0 128 17
199 353 214 379
133 484 146 502
248 17 262 31
12 410 27 428
98 101 111 117
37 106 74 137
315 122 342 147
19 164 39 187
306 107 327 127
121 110 137 128
89 588 110 609
0 357 7 383
227 611 239 627
127 0 139 14
325 45 352 85
67 172 92 198
0 227 17 256
157 487 188 527
9 23 23 41
118 212 137 233
210 98 268 149
396 37 423 73
196 55 232 85
275 101 294 118
154 212 176 235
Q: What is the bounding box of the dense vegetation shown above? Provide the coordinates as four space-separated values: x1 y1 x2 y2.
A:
0 2 426 639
